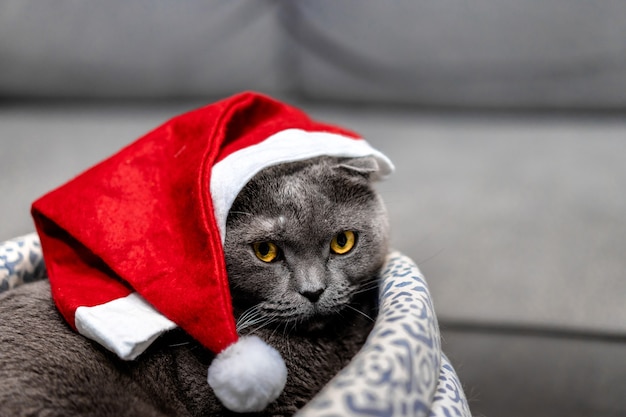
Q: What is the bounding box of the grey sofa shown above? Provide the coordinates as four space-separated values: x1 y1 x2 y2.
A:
2 2 626 416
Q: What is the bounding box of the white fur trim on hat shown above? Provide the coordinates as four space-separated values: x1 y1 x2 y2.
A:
207 335 287 413
75 292 177 360
211 128 394 241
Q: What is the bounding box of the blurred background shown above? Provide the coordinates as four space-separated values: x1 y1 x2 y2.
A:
1 1 626 416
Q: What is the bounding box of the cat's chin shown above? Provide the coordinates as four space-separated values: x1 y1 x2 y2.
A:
294 314 336 333
287 304 362 334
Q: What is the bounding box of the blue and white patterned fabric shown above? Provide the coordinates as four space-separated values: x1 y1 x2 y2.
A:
0 233 46 293
298 252 471 417
0 234 470 416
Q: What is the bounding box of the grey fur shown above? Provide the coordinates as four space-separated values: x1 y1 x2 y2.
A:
0 156 389 416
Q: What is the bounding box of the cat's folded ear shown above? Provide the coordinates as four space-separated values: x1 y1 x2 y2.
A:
336 156 380 179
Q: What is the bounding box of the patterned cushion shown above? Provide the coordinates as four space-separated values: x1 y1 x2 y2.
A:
0 234 470 416
0 233 46 293
298 252 470 417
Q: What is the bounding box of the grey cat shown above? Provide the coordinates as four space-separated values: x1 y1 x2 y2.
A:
0 156 389 417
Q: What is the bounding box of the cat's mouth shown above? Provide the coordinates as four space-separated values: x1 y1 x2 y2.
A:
294 311 338 332
234 285 378 335
236 301 377 337
235 301 349 335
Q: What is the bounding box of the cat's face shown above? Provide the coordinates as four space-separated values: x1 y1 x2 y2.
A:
224 156 389 332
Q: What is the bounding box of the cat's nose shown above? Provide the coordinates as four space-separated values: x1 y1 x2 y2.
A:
300 288 325 303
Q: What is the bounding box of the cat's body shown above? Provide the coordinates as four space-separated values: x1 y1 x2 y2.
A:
0 156 389 416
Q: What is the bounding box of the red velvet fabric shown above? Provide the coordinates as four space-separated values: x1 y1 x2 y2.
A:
31 92 359 355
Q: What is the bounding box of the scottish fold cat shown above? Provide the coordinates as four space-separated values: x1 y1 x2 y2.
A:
0 156 389 416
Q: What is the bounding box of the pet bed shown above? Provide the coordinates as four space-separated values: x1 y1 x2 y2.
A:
1 233 471 417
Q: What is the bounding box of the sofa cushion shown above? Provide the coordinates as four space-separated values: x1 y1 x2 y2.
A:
0 1 282 98
289 0 626 108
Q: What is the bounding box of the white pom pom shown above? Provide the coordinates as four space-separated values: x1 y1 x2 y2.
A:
207 335 287 413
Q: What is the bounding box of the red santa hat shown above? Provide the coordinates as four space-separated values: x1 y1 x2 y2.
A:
31 91 393 412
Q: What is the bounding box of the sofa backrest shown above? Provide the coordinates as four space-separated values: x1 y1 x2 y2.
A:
2 0 626 109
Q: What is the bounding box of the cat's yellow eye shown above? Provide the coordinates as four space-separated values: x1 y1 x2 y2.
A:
330 231 356 255
253 242 279 263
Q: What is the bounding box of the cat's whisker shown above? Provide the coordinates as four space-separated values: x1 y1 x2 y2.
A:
284 336 292 359
228 210 253 217
284 319 298 338
238 309 263 326
266 319 287 343
416 247 445 267
236 305 271 333
248 315 281 335
357 277 382 288
239 305 287 335
238 318 265 333
351 286 378 296
259 302 299 314
331 305 347 321
351 280 381 296
281 321 293 352
167 341 191 348
344 304 375 322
